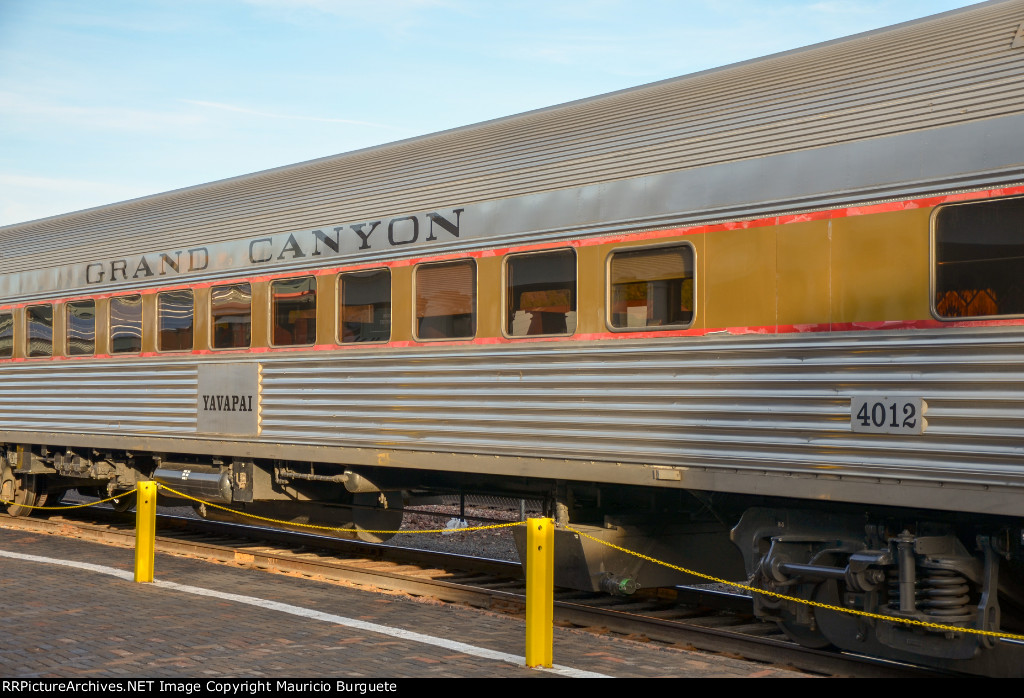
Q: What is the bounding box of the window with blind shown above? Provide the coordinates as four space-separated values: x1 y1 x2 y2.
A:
0 312 12 358
212 283 252 349
271 277 317 346
158 289 194 351
506 249 576 337
66 300 96 356
415 260 476 340
934 196 1024 319
340 269 391 343
110 295 143 353
27 304 53 358
609 244 694 330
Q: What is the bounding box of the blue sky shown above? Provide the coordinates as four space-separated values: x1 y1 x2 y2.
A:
0 0 983 226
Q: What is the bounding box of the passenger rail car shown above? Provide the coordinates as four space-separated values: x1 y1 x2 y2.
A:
3 0 1024 675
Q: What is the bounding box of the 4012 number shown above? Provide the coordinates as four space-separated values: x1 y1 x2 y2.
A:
850 397 927 434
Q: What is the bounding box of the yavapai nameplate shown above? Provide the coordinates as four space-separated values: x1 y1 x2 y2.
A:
198 363 261 436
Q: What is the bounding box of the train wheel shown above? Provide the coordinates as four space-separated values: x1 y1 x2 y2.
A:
773 583 837 650
352 491 403 543
2 472 44 517
109 491 137 513
777 616 836 650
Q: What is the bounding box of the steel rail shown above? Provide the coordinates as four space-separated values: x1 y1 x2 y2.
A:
0 509 951 678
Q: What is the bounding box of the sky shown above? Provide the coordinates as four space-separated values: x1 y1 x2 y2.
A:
0 0 987 227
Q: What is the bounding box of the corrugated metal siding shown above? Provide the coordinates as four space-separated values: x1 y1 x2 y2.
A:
0 363 196 434
2 328 1024 495
257 333 1024 485
2 1 1023 271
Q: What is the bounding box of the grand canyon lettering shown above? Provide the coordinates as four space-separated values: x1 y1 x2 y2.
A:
84 208 465 285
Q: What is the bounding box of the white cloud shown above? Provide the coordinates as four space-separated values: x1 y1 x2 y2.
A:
0 174 156 226
506 33 630 66
241 0 454 16
183 99 400 129
806 1 873 14
238 0 459 32
0 91 206 133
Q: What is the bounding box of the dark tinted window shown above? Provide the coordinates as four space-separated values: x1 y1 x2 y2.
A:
211 283 252 349
271 277 316 346
415 260 476 340
609 245 694 329
26 304 53 357
158 289 194 351
110 295 143 354
66 301 96 356
340 269 390 343
934 197 1024 318
506 249 576 337
0 312 14 358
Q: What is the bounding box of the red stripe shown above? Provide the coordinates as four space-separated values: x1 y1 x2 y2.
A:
3 184 1024 365
5 317 1024 364
6 183 1023 313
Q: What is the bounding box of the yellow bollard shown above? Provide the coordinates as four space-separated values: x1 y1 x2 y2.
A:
134 481 157 582
525 516 554 668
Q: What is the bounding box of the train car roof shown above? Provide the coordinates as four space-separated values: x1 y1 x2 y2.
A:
2 0 1023 276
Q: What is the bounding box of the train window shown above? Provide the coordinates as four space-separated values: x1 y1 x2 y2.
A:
211 283 252 349
26 304 53 358
271 276 317 346
158 289 194 352
608 244 695 330
339 269 390 343
66 301 96 356
505 249 577 337
109 294 143 354
934 197 1024 318
0 312 12 358
414 260 476 340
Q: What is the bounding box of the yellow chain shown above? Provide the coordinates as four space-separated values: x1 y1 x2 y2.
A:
565 525 1024 642
18 481 1015 643
0 488 140 511
158 484 525 535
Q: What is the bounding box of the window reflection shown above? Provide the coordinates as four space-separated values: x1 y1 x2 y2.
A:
340 270 390 343
0 312 13 358
110 295 143 354
212 283 252 349
66 301 96 356
158 290 194 351
27 304 53 358
271 277 316 346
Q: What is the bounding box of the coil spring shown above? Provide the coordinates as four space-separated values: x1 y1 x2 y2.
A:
887 568 972 617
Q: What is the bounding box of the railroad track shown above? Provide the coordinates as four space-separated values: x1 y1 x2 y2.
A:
0 508 946 678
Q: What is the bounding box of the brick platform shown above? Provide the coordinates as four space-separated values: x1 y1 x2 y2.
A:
0 527 807 678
